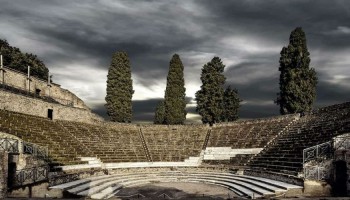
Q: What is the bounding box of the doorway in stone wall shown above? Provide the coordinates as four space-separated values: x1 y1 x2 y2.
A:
48 109 53 120
35 88 41 96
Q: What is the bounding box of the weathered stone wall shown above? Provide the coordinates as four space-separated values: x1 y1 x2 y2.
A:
8 182 63 198
0 90 102 123
9 154 46 171
334 133 350 196
0 151 8 198
303 180 331 196
0 132 46 170
0 66 88 109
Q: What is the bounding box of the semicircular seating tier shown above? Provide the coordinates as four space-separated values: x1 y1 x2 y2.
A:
50 170 303 199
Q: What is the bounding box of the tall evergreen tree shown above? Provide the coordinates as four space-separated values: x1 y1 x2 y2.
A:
154 100 165 124
105 51 134 122
195 57 226 125
222 86 241 122
276 27 317 114
164 54 187 124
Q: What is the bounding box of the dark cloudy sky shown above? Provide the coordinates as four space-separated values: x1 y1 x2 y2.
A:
1 0 349 123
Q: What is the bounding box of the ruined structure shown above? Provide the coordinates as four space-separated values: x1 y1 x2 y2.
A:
0 65 101 123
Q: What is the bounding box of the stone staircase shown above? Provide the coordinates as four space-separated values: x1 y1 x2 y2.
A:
55 157 102 170
50 170 303 199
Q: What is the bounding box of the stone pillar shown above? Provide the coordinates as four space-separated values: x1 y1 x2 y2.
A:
47 72 51 97
0 55 3 84
0 151 8 198
27 66 30 92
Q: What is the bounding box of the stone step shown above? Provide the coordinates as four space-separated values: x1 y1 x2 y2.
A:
91 186 121 199
78 157 99 161
50 171 303 199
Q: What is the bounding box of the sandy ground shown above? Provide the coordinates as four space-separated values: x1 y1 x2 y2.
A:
113 182 238 199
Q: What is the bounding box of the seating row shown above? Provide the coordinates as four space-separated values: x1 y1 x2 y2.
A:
247 102 350 183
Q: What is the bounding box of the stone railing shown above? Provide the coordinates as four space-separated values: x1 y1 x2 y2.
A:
10 165 49 187
0 138 48 160
23 141 49 160
0 138 19 153
303 141 333 181
303 141 332 163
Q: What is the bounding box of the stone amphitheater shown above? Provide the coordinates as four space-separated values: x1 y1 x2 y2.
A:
0 66 349 199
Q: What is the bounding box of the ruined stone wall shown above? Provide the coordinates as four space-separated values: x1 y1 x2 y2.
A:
334 133 350 196
0 67 88 109
0 90 102 123
0 151 8 198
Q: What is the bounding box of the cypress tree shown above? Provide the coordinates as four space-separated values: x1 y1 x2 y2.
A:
222 86 241 122
154 100 165 124
195 57 226 125
105 51 134 122
276 27 317 114
164 54 187 124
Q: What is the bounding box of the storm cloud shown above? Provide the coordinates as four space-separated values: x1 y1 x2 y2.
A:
0 0 349 123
